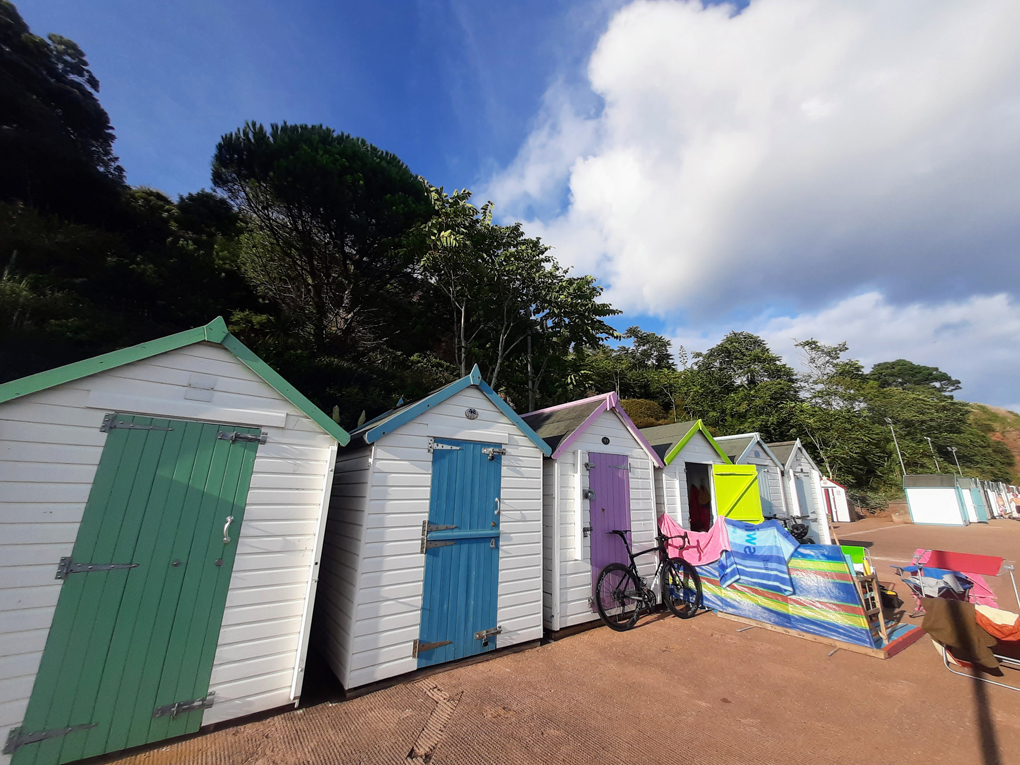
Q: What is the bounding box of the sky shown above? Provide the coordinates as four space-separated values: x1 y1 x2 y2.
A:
18 0 1020 410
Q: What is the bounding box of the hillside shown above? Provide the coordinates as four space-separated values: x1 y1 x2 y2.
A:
971 403 1020 483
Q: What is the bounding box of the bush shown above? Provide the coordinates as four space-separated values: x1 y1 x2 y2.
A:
621 398 668 428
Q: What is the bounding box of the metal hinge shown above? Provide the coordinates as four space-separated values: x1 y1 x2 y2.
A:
412 639 452 658
420 521 458 553
56 557 139 580
584 461 595 470
608 463 631 471
428 438 461 453
152 692 215 720
474 626 502 640
217 430 267 444
101 413 173 433
4 723 97 755
481 447 507 460
587 596 594 608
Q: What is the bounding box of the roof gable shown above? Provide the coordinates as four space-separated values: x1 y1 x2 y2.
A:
521 392 664 466
0 317 350 445
353 365 551 455
716 432 784 468
765 438 819 472
639 419 731 466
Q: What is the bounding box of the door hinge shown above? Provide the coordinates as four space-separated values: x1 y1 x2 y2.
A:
101 413 173 433
4 723 98 755
584 461 595 470
428 438 461 453
152 692 215 720
217 430 267 444
420 521 457 553
481 447 507 460
412 639 452 658
608 463 631 471
55 557 139 580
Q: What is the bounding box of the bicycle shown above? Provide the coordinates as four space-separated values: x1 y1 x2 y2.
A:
763 513 816 545
593 528 703 631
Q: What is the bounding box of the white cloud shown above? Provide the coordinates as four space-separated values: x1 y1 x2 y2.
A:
668 292 1020 409
486 0 1020 317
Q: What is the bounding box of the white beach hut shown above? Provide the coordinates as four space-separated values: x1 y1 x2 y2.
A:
314 365 549 690
0 318 349 765
766 440 833 545
519 392 664 633
820 478 854 524
903 475 968 526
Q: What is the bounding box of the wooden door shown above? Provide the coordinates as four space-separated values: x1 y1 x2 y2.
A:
587 452 631 607
10 414 260 765
416 438 502 668
712 464 764 523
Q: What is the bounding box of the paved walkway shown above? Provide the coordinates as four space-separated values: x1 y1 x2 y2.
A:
101 519 1020 765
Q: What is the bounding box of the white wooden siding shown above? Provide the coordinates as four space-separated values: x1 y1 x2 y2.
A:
0 341 337 752
544 410 657 631
783 445 833 545
318 386 544 689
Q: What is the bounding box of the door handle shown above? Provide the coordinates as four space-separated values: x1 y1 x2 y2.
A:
494 498 500 515
222 515 235 545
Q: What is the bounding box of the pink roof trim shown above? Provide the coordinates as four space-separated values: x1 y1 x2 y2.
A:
537 391 666 468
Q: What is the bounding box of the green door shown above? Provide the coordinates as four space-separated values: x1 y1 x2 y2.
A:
9 414 261 765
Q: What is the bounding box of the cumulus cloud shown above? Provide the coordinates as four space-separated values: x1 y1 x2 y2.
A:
485 0 1020 317
669 292 1020 411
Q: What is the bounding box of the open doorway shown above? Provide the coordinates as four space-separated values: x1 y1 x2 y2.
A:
686 462 714 532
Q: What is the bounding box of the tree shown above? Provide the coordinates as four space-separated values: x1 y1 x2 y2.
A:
868 359 961 395
0 1 124 220
212 122 431 354
683 332 799 439
413 181 617 404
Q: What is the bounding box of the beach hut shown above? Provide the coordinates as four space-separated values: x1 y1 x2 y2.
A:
640 420 764 529
766 440 833 544
0 318 350 765
715 433 789 520
314 365 549 690
957 477 990 523
903 475 968 525
820 478 853 523
519 393 664 632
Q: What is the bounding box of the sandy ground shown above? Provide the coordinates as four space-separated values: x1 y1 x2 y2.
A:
98 518 1020 765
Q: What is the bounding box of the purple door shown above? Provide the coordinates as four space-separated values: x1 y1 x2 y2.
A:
588 452 631 609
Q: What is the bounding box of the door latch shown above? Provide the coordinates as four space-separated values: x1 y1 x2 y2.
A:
582 525 591 538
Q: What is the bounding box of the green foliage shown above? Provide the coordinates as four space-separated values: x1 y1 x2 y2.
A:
620 399 668 428
868 359 961 394
212 121 432 354
0 1 124 221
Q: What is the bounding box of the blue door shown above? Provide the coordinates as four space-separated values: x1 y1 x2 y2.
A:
416 438 502 668
971 487 990 522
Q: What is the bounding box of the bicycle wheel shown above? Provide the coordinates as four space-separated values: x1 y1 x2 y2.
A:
662 557 702 619
595 563 643 631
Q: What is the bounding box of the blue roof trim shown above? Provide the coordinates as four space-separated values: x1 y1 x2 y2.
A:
361 364 552 455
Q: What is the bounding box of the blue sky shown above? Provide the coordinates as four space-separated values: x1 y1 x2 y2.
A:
17 0 1020 409
18 0 615 198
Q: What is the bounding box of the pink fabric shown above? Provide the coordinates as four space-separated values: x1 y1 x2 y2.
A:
916 548 999 608
658 513 729 566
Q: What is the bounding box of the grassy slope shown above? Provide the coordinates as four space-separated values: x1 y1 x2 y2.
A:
971 403 1020 483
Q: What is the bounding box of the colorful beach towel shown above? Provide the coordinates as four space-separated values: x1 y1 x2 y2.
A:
718 519 799 595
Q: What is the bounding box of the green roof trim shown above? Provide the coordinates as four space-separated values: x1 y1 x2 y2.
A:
664 419 733 466
0 316 350 445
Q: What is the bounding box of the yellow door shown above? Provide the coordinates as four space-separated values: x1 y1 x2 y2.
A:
712 464 764 523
